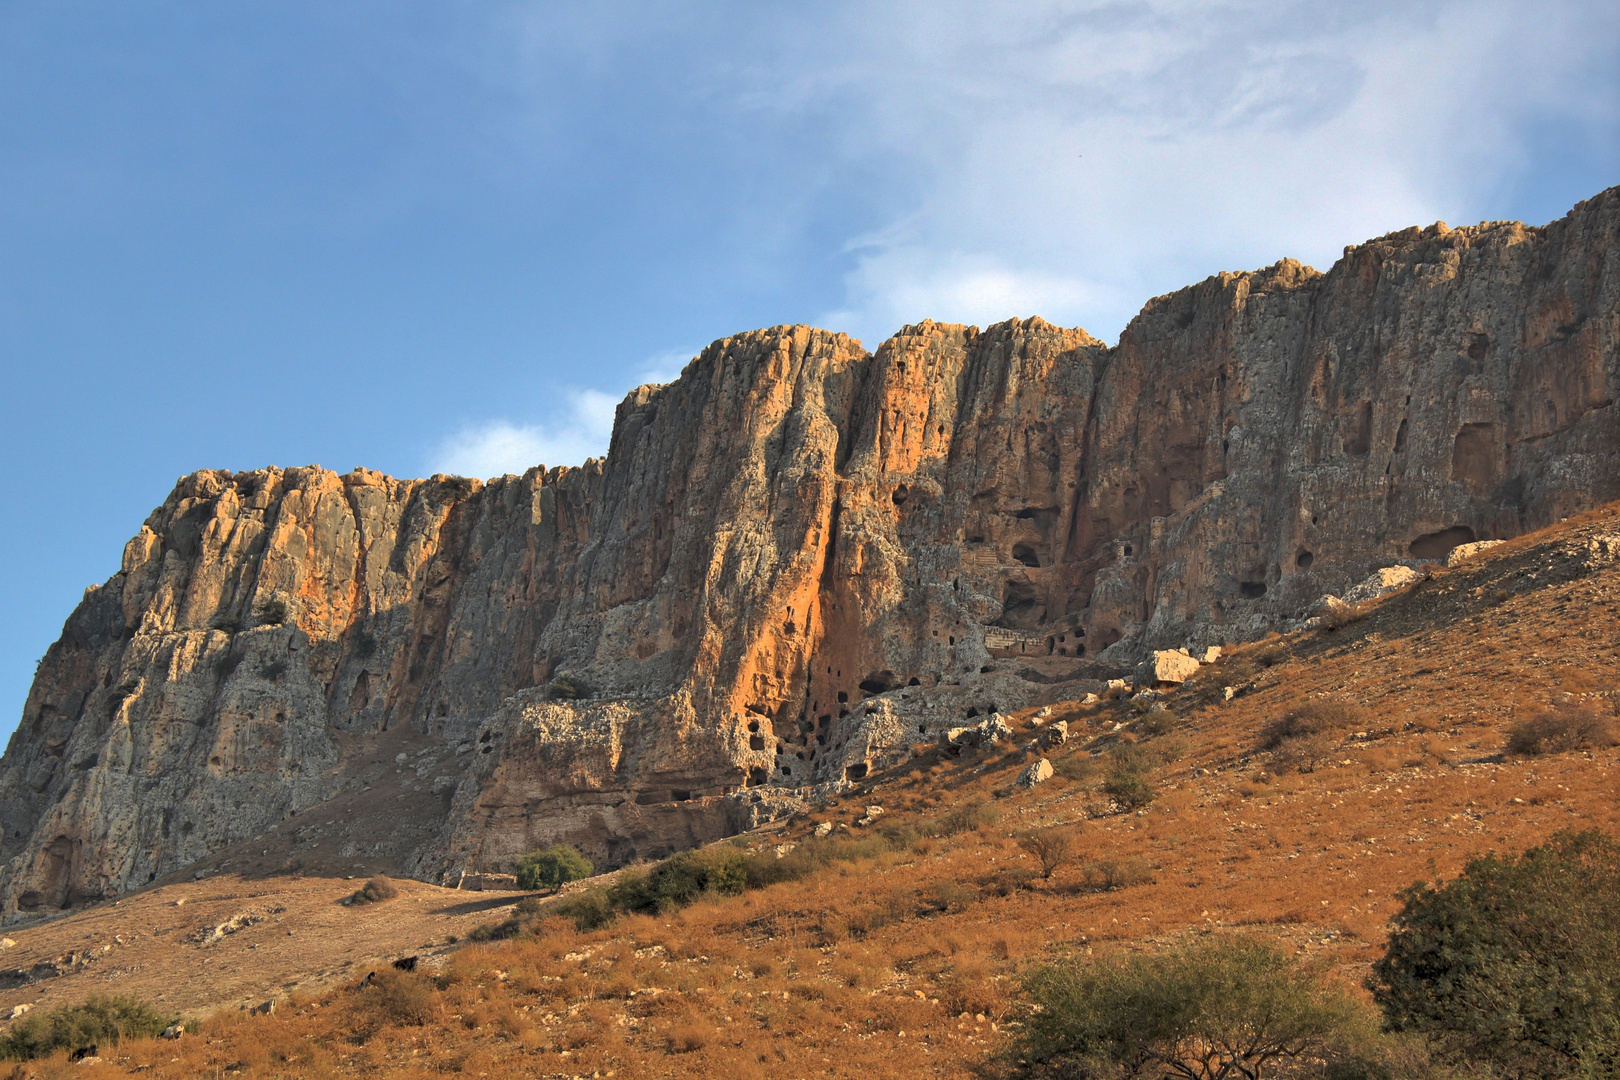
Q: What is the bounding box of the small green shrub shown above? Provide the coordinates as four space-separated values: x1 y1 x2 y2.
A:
1103 768 1155 810
555 887 616 932
924 879 978 914
547 674 590 700
1137 709 1176 737
1506 703 1616 757
347 876 398 905
210 613 242 634
256 597 289 626
0 995 177 1061
514 845 594 891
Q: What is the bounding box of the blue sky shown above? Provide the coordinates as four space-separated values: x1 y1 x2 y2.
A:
2 1 1616 742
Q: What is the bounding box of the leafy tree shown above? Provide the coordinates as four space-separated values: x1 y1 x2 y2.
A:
1371 829 1620 1078
514 844 594 892
1019 935 1370 1079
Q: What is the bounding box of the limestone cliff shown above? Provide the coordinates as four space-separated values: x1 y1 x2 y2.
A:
3 188 1616 916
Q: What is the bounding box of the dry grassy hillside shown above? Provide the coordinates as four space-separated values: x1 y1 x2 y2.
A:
3 503 1618 1079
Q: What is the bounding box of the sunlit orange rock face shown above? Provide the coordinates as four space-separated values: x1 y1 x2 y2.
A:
4 188 1617 913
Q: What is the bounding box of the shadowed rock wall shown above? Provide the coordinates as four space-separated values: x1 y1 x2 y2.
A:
4 188 1616 914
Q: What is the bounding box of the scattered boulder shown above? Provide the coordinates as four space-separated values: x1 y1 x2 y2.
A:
812 821 833 839
250 999 275 1016
1141 649 1201 686
161 1025 183 1040
1200 646 1223 663
1039 721 1068 748
939 714 1014 755
1017 759 1054 788
392 956 419 972
0 937 14 949
1342 565 1421 603
8 1003 30 1020
1102 679 1131 700
1446 539 1505 566
1079 692 1100 705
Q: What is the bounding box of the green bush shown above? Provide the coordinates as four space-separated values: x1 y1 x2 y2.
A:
609 848 748 914
1018 935 1372 1079
256 597 289 626
0 995 177 1060
546 674 589 700
555 887 616 932
210 613 242 634
1137 709 1176 737
514 845 594 891
1371 829 1620 1077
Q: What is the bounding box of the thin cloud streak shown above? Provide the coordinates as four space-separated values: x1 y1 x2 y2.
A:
428 347 700 476
429 390 617 478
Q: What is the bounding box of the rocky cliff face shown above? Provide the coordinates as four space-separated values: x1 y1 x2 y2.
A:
4 189 1616 916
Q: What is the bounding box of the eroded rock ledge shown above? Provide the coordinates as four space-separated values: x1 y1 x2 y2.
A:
3 187 1617 916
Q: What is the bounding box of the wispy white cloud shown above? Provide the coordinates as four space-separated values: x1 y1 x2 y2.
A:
496 0 1606 346
633 347 700 387
485 1 1613 349
429 389 617 478
789 0 1615 343
428 346 700 476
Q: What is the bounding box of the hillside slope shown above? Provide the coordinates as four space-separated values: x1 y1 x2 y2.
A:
0 502 1615 1077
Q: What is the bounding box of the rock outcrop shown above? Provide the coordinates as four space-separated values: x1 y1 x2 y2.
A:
3 187 1617 916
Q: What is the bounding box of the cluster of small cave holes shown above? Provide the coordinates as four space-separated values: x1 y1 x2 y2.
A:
748 665 933 784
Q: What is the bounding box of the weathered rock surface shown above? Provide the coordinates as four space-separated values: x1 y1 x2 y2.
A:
1017 759 1054 788
3 188 1618 916
1141 649 1203 686
1446 539 1507 566
1342 566 1425 604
